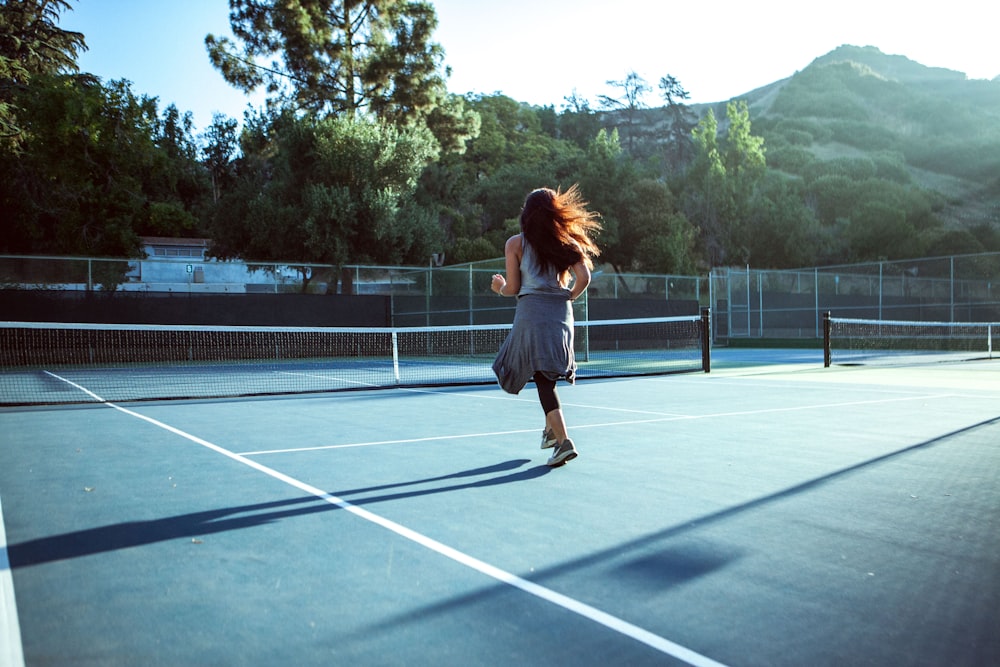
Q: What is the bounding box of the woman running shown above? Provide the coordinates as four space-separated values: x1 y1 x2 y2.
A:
491 185 602 467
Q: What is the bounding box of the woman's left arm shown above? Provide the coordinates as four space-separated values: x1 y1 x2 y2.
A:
568 260 591 301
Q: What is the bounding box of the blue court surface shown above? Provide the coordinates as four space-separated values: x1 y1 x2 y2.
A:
2 353 999 666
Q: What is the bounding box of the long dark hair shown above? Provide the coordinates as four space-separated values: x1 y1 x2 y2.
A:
519 184 601 278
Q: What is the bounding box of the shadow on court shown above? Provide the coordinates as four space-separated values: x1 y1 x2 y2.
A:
350 413 1000 633
8 458 551 568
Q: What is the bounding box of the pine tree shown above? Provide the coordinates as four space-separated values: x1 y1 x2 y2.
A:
205 0 447 124
0 0 87 147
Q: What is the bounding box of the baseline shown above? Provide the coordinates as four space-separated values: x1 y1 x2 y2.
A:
0 497 26 667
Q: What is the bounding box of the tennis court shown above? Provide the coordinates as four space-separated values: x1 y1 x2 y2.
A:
2 344 998 666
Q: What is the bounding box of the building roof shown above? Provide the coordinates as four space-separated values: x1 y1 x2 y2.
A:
140 237 211 247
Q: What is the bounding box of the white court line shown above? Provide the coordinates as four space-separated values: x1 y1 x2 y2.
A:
275 370 384 389
41 371 728 667
0 497 26 667
240 428 545 456
241 392 953 456
276 370 697 418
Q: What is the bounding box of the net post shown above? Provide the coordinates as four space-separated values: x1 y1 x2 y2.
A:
823 311 832 367
700 307 711 373
391 330 400 384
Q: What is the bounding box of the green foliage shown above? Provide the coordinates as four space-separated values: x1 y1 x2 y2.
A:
0 74 211 256
420 94 588 258
202 113 240 202
805 174 854 226
771 64 871 121
207 1 445 123
905 138 1000 183
870 151 911 184
828 120 899 151
746 175 827 267
846 201 922 261
599 71 652 155
755 116 833 147
679 101 768 266
811 157 874 182
557 93 603 149
922 228 987 257
7 27 1000 278
623 179 697 274
575 128 633 264
210 112 440 269
766 145 815 175
1 0 87 148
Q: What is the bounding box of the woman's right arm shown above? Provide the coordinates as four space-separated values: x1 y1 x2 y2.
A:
492 235 522 296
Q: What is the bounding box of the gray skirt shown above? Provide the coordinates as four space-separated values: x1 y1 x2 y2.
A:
492 292 576 394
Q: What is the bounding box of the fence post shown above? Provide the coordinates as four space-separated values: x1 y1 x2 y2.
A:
701 307 711 373
878 262 883 320
950 256 955 322
758 271 763 337
726 268 732 338
745 264 751 336
823 311 832 368
814 268 819 338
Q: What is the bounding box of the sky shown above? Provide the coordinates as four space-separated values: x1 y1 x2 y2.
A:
61 0 999 134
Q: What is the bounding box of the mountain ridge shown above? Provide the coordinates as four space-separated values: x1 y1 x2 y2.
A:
682 45 1000 232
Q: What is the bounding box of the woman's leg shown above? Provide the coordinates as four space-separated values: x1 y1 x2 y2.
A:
535 373 568 442
535 372 577 466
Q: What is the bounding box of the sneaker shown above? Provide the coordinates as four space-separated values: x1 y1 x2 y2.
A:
546 439 578 467
540 427 557 449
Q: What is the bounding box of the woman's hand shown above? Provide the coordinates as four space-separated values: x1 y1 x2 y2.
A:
491 273 507 295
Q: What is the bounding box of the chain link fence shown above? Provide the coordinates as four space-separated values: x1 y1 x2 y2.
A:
4 252 999 339
710 253 1000 341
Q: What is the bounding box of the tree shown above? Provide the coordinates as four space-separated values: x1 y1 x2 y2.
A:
206 0 446 124
0 0 87 148
202 113 240 203
598 71 651 154
558 89 601 149
144 104 212 237
626 179 698 274
658 74 697 174
722 100 767 258
210 112 441 291
683 108 730 265
423 92 480 155
576 128 632 272
847 201 922 261
681 101 768 266
0 75 211 257
744 175 826 268
433 94 585 257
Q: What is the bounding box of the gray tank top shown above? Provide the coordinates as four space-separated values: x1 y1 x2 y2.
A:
518 234 571 297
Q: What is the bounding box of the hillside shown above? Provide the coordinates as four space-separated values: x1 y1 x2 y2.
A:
715 45 1000 232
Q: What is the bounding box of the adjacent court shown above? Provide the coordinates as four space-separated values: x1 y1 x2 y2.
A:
2 352 998 666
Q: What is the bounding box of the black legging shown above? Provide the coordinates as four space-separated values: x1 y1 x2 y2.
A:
533 372 561 415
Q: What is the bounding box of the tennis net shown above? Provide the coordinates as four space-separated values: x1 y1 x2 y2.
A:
823 314 997 367
0 314 710 405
